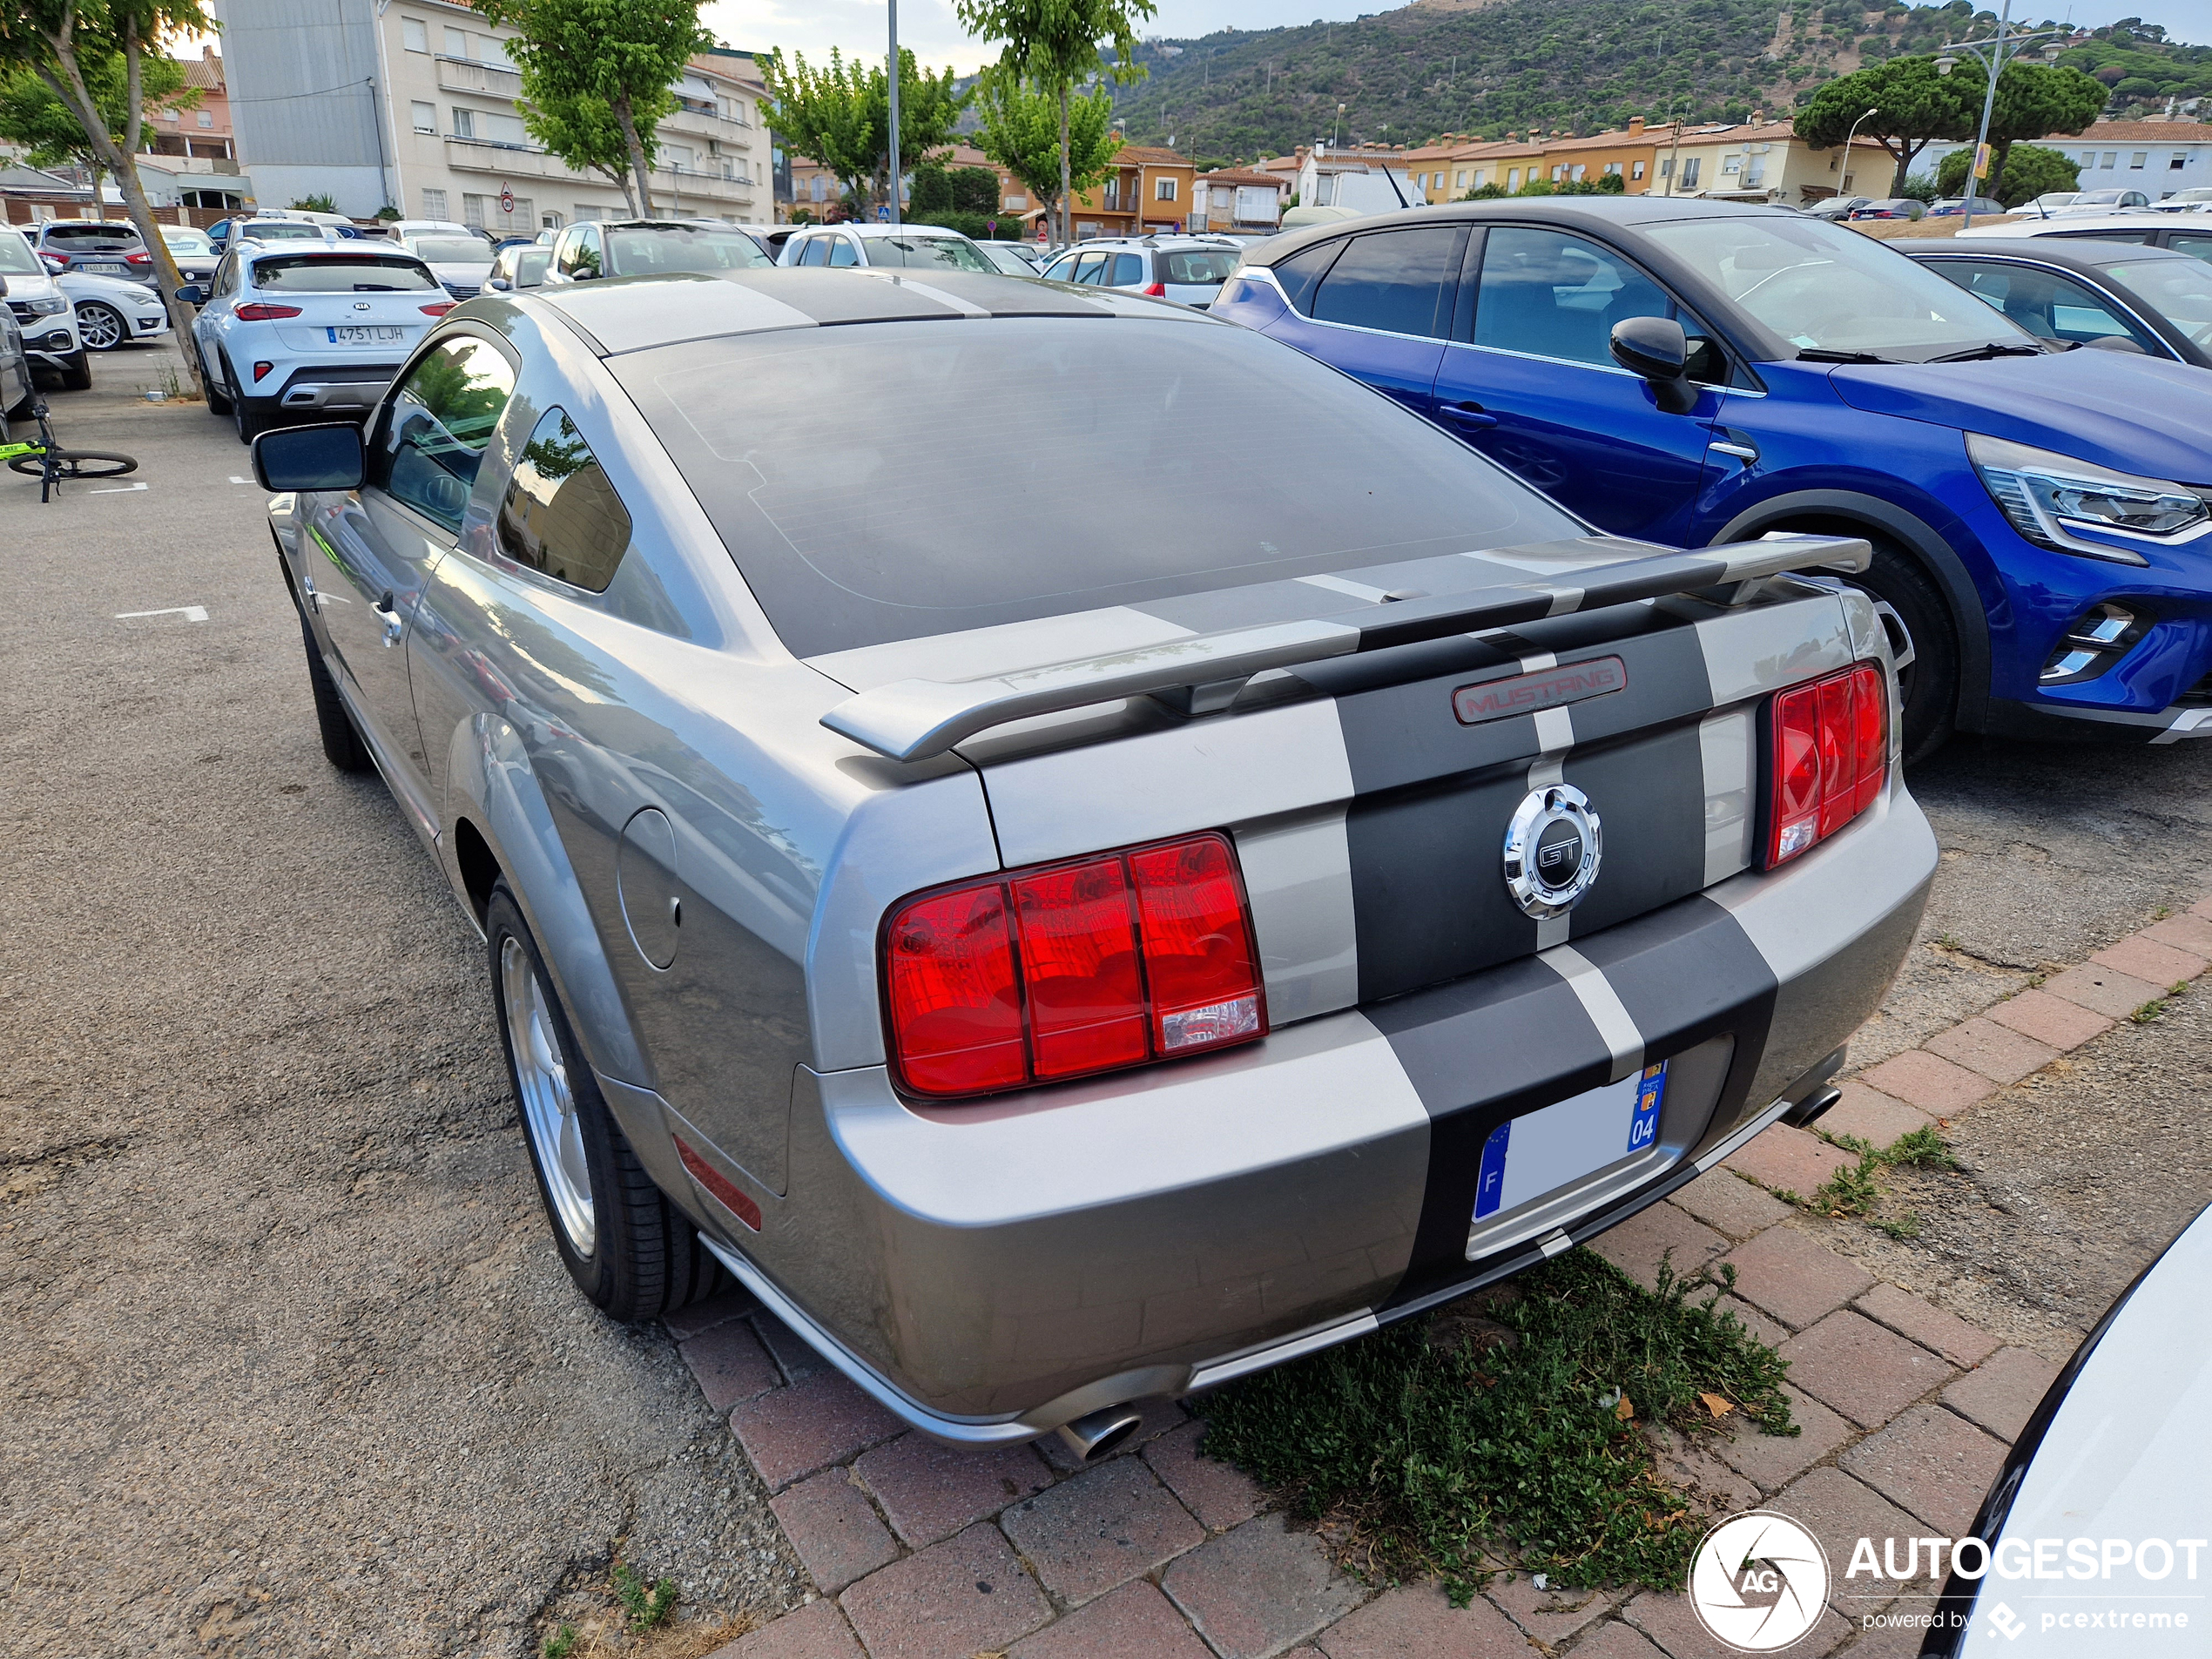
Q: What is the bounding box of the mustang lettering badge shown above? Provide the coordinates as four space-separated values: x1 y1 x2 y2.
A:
1502 785 1602 919
1453 657 1627 725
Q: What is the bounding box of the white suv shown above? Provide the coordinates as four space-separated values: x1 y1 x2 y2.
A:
776 223 997 272
1038 236 1243 307
0 226 90 390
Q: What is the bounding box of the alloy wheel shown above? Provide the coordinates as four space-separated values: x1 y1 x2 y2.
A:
76 303 125 351
500 935 596 1257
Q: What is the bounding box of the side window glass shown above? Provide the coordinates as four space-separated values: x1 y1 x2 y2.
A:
1042 254 1076 281
1073 251 1109 285
1110 253 1143 285
1943 260 2151 348
827 237 860 267
1473 226 1672 366
1272 239 1342 314
367 335 517 531
797 236 829 266
2166 233 2212 262
1310 225 1467 338
496 408 632 592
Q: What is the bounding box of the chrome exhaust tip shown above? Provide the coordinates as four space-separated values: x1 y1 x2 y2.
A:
1782 1085 1844 1130
1055 1405 1143 1463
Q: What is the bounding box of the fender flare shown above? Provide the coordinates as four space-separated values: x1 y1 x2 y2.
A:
443 711 650 1088
1711 489 1993 733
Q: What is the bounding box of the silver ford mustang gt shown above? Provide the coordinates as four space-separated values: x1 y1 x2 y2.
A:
253 266 1935 1460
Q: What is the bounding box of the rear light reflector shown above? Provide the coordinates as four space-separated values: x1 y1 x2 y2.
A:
420 301 455 316
884 832 1266 1099
1142 281 1167 296
233 302 301 320
1764 662 1887 868
253 360 273 381
674 1135 762 1231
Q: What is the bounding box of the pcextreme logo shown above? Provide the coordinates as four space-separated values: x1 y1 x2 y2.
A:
1689 1511 1831 1652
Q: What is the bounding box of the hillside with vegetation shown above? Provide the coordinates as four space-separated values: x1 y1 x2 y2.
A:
1101 2 2210 167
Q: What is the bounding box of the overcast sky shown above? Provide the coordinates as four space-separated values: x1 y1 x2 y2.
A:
706 0 2212 78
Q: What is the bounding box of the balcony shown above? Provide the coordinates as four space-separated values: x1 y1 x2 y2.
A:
437 55 523 99
444 137 564 178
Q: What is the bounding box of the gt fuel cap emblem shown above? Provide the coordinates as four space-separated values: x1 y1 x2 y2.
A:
1503 785 1602 920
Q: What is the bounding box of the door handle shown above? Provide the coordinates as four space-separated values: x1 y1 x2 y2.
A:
374 590 402 646
300 572 319 611
1440 401 1498 429
1709 428 1761 465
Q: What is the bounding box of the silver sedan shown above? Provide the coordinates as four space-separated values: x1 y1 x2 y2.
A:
251 266 1933 1458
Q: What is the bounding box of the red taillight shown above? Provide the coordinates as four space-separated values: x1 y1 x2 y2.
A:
38 252 66 270
883 832 1266 1098
1764 662 1887 868
1142 281 1167 296
126 250 152 265
233 301 301 320
421 301 455 316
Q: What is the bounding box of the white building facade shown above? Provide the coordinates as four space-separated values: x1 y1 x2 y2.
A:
1918 120 2212 200
217 0 765 231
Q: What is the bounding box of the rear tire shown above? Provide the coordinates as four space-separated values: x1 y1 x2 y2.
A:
57 348 92 392
1842 540 1959 765
487 883 725 1323
220 352 265 442
197 339 232 415
298 607 370 772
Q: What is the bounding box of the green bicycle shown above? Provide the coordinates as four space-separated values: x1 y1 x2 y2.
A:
1 391 136 503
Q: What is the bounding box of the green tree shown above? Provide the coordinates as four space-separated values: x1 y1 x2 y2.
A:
972 72 1118 236
0 0 214 395
1795 57 1978 193
509 80 644 213
470 0 711 216
290 191 340 212
1937 139 2078 207
760 46 965 219
0 51 189 217
1967 61 2107 202
956 0 1157 244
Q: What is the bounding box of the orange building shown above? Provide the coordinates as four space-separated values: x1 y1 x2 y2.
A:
1063 144 1197 239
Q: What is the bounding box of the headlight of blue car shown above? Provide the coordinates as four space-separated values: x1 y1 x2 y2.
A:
1969 432 2210 563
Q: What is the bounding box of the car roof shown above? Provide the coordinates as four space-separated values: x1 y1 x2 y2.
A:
1238 196 1805 266
807 223 976 239
1956 213 2167 237
241 242 422 263
1905 237 2195 271
522 266 1212 355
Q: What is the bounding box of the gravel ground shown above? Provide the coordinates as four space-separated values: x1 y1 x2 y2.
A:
3 339 2209 1655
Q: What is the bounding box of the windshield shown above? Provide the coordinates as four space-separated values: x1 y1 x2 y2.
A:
0 233 42 275
163 228 214 253
2075 191 2132 206
613 316 1584 656
253 256 440 292
2108 258 2212 344
980 243 1038 273
243 222 323 240
1163 249 1239 284
605 226 772 273
407 237 490 263
1642 216 2033 360
865 234 995 273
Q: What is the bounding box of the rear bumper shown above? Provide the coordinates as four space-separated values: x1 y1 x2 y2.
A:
679 781 1935 1440
268 364 399 415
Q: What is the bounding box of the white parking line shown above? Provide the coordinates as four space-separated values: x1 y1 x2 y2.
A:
90 482 149 494
115 606 209 624
230 475 253 485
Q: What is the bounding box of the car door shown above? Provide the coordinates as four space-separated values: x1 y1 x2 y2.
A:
1258 222 1467 415
1429 223 1721 540
304 332 516 793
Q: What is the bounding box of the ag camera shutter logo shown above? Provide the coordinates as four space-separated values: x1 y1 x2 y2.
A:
1689 1511 1831 1651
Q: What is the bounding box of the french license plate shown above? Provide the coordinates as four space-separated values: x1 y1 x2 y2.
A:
326 325 405 344
1474 1062 1669 1221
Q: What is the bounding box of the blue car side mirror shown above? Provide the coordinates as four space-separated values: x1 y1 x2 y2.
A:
253 421 366 492
1610 316 1702 415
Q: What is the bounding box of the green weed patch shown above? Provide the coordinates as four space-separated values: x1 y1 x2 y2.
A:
1197 1251 1796 1603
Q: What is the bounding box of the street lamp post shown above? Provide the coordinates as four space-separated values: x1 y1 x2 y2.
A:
1842 105 1878 199
1937 0 2070 230
887 0 901 227
1333 103 1345 147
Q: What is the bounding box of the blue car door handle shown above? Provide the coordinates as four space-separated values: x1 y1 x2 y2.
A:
1440 401 1499 430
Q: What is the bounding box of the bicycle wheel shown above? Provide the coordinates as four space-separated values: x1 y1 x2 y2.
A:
17 448 137 479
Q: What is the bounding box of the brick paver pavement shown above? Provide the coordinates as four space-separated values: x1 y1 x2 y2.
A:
693 900 2201 1659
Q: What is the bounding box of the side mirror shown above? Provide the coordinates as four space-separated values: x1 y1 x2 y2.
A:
175 284 206 305
253 421 365 492
487 275 512 291
1610 316 1701 414
570 266 598 280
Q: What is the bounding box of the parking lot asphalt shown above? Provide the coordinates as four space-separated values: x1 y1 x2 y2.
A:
4 340 2210 1656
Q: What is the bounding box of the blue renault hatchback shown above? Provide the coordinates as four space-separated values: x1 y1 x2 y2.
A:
1213 199 2212 759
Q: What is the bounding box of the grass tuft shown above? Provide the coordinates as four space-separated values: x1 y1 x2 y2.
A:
1197 1250 1796 1603
543 1625 578 1659
612 1561 678 1633
1881 1126 1959 1172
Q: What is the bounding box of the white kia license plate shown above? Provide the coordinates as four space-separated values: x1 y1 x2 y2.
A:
1473 1061 1669 1222
326 325 405 344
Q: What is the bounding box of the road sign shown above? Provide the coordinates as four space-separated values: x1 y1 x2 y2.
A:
878 205 891 221
500 186 515 213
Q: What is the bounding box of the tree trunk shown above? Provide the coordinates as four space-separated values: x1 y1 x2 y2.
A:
1057 83 1072 246
613 94 655 216
32 19 204 398
90 160 105 220
597 165 639 217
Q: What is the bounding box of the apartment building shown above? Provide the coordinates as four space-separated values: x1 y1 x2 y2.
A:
1189 170 1285 234
215 0 765 231
1919 119 2212 200
1061 145 1197 239
138 47 250 213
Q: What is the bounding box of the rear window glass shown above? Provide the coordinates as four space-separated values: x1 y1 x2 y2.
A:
241 222 324 239
408 238 490 262
1163 250 1238 284
866 235 994 273
47 223 141 246
607 226 772 273
614 317 1582 657
253 256 439 292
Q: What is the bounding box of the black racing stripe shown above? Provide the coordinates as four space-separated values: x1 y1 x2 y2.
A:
1366 956 1611 1305
1375 894 1780 1313
1347 765 1543 995
1562 720 1707 941
1562 615 1716 744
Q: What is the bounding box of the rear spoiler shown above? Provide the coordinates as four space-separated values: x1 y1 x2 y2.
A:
821 533 1871 762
